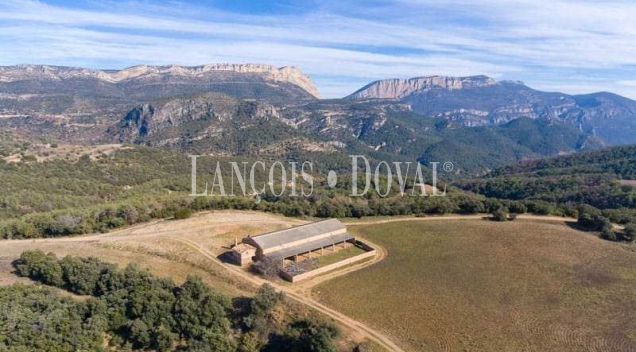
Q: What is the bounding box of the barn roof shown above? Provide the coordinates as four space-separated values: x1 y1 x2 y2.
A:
248 219 346 251
267 232 355 259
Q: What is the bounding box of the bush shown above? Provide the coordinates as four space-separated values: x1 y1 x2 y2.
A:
601 226 617 241
252 257 282 278
491 207 509 222
578 213 611 231
174 207 192 220
21 154 37 162
458 198 485 214
13 250 63 286
250 284 285 316
508 212 518 221
244 284 286 339
623 223 636 243
265 319 340 352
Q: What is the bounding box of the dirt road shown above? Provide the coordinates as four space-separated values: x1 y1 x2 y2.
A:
166 236 406 352
344 214 576 226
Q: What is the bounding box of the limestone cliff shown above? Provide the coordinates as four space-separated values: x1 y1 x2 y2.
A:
0 63 321 99
347 75 496 100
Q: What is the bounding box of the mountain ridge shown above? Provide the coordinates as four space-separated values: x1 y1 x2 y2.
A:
346 74 636 144
0 63 321 99
347 75 498 100
1 64 634 176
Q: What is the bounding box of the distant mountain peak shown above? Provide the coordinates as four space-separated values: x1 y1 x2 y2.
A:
346 75 497 100
0 63 321 99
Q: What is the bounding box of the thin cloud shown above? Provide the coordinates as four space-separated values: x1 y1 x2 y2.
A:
0 0 634 98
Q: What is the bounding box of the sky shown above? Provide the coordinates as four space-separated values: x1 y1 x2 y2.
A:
1 0 636 98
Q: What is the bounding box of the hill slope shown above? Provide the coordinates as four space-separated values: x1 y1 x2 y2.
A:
459 144 636 210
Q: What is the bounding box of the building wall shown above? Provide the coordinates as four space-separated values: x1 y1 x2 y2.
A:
240 254 253 266
230 250 256 266
280 244 376 283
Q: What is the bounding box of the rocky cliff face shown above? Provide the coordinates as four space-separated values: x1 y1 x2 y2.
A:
347 75 496 100
0 64 321 99
110 93 281 143
107 92 343 156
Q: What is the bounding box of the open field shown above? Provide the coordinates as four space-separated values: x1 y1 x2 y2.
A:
315 219 636 352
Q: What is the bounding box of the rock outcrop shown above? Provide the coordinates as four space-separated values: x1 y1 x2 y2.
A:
346 75 636 144
347 75 496 100
111 93 281 142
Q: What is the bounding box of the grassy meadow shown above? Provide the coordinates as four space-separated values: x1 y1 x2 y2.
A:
314 219 636 352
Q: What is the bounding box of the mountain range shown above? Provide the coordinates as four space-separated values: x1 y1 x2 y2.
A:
347 75 636 145
2 63 635 175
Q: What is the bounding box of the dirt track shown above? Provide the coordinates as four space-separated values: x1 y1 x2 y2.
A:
164 236 405 352
344 214 576 226
0 212 589 352
0 211 403 351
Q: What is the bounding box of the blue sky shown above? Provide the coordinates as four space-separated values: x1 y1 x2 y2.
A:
1 0 636 98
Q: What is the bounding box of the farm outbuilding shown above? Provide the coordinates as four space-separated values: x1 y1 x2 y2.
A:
230 219 355 265
229 243 257 266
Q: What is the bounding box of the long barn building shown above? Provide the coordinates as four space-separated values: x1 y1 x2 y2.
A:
232 219 355 265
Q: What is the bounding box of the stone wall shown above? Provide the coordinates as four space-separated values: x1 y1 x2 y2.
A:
280 241 376 283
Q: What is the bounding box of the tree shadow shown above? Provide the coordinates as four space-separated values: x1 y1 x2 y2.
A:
565 221 598 233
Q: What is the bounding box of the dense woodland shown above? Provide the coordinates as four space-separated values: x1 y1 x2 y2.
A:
2 250 342 352
459 144 636 225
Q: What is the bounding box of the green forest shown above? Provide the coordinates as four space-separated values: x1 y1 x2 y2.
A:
461 144 636 207
2 250 341 352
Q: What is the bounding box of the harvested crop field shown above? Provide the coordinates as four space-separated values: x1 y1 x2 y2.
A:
314 219 636 352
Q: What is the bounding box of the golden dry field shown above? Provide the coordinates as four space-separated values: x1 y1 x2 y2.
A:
0 211 303 295
314 219 636 352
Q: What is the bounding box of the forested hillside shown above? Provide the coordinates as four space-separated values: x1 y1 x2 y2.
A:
459 144 636 237
3 132 636 242
0 136 552 240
